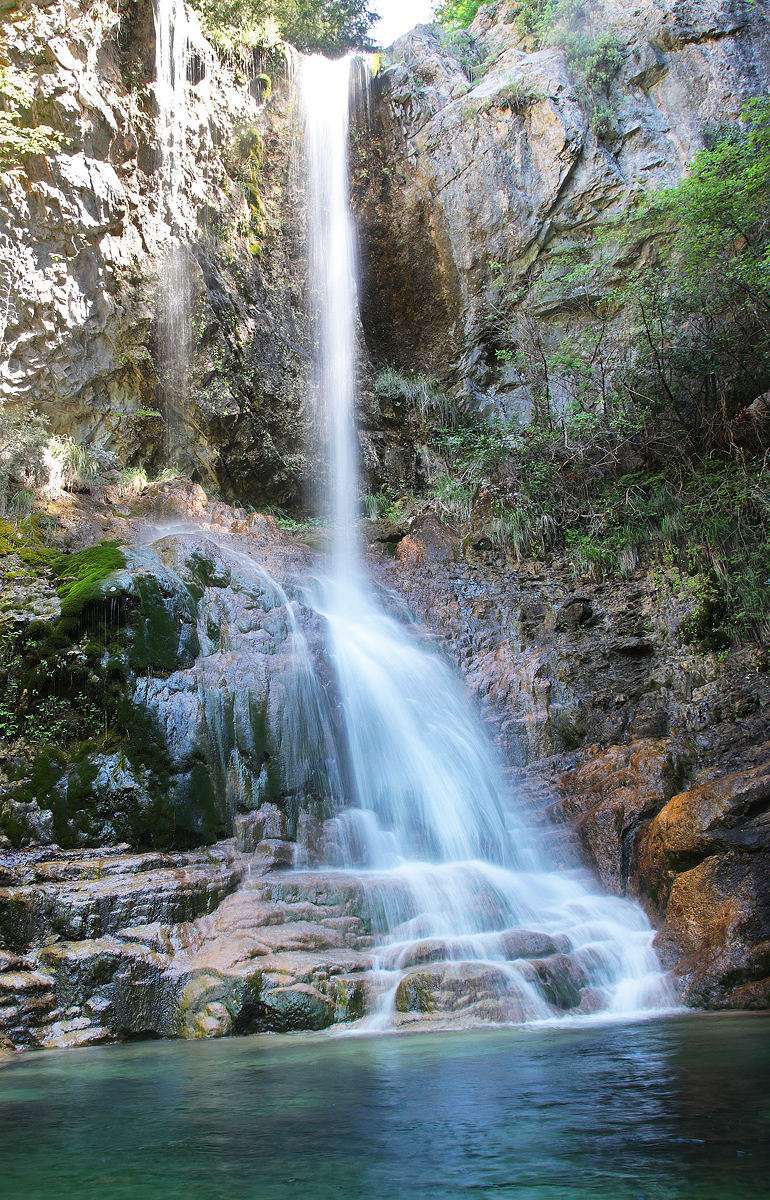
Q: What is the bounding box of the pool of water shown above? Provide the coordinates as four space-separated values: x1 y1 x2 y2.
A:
1 1013 768 1199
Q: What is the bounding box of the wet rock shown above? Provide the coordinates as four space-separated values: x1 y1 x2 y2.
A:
496 930 564 960
638 751 770 915
365 517 409 544
259 983 335 1032
0 846 383 1049
235 804 287 852
653 853 770 1008
0 851 239 952
394 961 549 1023
544 739 689 894
631 748 770 1006
518 954 587 1010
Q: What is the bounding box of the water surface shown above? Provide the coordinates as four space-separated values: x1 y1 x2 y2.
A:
1 1013 768 1199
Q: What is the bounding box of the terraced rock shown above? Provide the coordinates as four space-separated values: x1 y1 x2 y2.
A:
0 847 616 1049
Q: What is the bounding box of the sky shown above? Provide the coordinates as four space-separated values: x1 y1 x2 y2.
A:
371 0 437 47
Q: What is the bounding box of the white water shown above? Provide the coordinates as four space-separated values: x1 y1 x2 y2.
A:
154 0 188 216
153 0 193 465
300 53 674 1026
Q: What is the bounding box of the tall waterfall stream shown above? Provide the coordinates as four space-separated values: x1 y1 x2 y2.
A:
286 54 673 1027
129 44 674 1030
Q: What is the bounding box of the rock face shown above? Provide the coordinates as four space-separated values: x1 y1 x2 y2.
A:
371 529 770 770
0 845 372 1047
0 0 311 506
0 480 352 852
635 747 770 1007
354 0 770 410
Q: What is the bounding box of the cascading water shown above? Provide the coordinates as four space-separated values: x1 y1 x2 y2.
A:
300 54 674 1026
153 0 193 465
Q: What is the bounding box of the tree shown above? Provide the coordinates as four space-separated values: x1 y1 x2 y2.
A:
626 99 770 455
192 0 378 55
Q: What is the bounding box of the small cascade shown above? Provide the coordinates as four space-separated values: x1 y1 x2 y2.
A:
299 54 674 1027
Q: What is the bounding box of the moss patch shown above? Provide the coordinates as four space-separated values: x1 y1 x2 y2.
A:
53 542 126 617
127 574 199 673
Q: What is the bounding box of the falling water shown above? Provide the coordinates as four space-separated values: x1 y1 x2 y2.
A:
153 0 193 466
300 54 675 1026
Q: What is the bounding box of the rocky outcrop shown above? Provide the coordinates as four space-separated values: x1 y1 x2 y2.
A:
354 0 770 410
0 845 374 1047
370 518 770 769
0 479 353 851
0 0 311 506
634 747 770 1007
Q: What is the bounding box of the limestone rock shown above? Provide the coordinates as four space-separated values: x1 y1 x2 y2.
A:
0 0 311 505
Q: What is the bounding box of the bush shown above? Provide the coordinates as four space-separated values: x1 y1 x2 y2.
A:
374 367 457 425
192 0 377 56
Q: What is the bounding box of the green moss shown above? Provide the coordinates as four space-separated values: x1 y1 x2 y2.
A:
0 513 60 565
127 574 199 673
171 761 223 845
53 542 126 617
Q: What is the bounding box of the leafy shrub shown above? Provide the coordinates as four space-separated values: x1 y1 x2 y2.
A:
433 0 484 30
0 64 63 168
192 0 377 56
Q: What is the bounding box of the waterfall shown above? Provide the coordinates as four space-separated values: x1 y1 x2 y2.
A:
153 0 193 467
299 54 674 1025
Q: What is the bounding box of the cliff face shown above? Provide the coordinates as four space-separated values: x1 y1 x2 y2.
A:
354 0 770 414
0 0 310 506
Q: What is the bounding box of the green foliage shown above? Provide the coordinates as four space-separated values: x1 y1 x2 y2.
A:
430 473 475 526
374 367 457 425
476 79 546 116
616 99 770 455
0 64 63 168
432 414 519 474
512 0 588 46
0 579 221 849
563 31 623 94
0 400 49 511
0 510 59 567
363 486 413 523
643 98 770 300
191 0 377 56
433 0 483 30
47 434 120 492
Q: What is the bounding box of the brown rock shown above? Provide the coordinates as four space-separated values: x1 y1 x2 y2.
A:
653 852 770 1008
395 515 460 567
636 751 770 914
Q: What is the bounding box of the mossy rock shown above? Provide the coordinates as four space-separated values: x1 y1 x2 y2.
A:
126 571 199 673
53 542 127 617
395 970 439 1013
